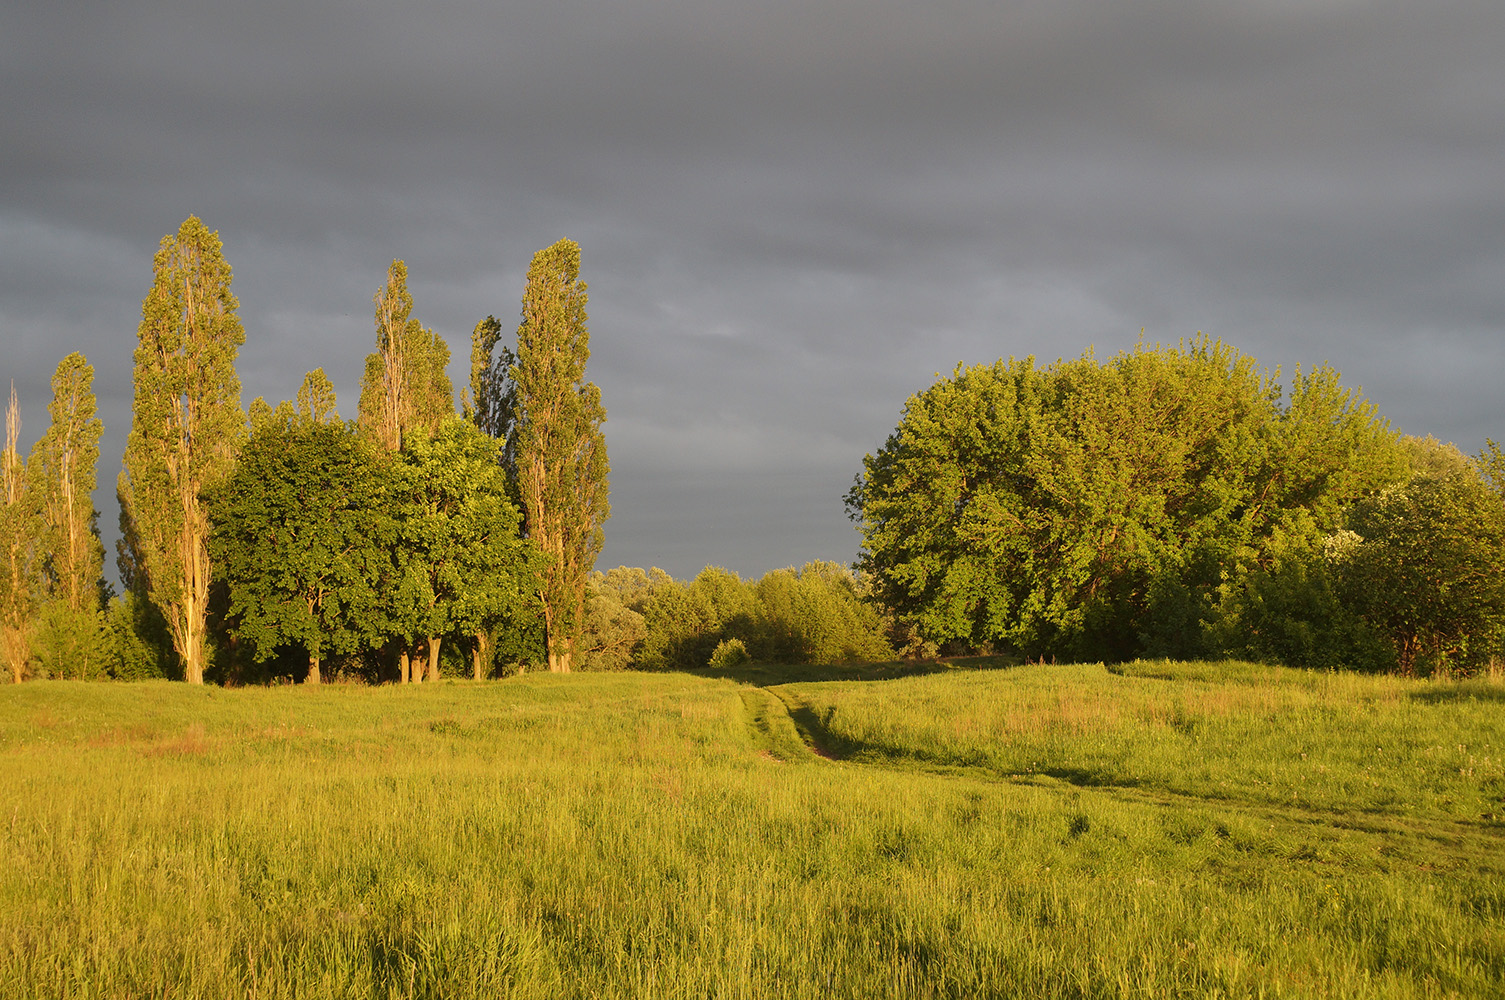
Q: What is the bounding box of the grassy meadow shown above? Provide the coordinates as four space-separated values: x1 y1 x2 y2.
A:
1 661 1502 998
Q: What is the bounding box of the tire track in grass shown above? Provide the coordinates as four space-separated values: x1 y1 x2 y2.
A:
765 687 843 760
737 688 827 763
740 680 1505 867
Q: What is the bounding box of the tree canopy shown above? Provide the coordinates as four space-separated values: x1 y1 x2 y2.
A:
30 352 104 614
208 414 396 684
1 384 35 683
391 416 542 682
1336 468 1505 675
847 338 1405 661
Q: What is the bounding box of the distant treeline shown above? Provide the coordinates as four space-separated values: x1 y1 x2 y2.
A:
577 562 893 672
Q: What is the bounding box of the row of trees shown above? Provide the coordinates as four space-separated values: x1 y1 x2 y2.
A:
847 338 1505 675
4 217 610 683
7 223 1498 681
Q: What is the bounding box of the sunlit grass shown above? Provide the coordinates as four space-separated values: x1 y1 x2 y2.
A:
1 665 1501 997
784 660 1505 821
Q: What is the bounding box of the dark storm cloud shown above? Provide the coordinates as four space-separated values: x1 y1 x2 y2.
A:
3 0 1503 579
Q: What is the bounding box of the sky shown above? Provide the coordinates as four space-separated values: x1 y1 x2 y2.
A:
3 0 1502 583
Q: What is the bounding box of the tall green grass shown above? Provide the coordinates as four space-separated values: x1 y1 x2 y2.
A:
1 665 1501 998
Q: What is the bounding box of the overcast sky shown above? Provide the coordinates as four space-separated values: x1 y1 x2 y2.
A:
3 0 1502 583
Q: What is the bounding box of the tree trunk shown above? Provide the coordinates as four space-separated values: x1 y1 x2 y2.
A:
308 652 321 685
1397 634 1418 677
2 625 25 683
543 614 571 673
472 633 487 681
427 636 441 682
399 648 410 684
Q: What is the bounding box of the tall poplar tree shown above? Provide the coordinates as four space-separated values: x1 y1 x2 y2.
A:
121 216 246 685
31 353 104 613
463 314 518 449
296 367 339 424
1 383 35 682
512 238 610 673
356 261 454 682
357 260 453 451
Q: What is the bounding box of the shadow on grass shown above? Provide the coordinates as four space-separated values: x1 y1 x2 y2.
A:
1409 681 1505 704
683 654 1019 688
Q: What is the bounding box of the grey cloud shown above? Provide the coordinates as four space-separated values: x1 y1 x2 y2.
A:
2 0 1502 580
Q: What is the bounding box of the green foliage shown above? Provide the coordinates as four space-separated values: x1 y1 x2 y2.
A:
1400 434 1473 479
121 216 246 684
209 410 541 685
621 562 894 670
849 338 1404 662
635 567 749 670
463 315 519 453
750 561 894 665
102 589 174 680
392 416 543 680
1206 523 1394 673
577 574 647 671
295 367 339 424
208 417 396 683
27 599 111 680
707 636 751 669
512 238 610 672
1479 438 1505 499
1338 470 1505 675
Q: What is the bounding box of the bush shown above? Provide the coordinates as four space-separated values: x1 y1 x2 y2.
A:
708 637 751 669
29 600 112 680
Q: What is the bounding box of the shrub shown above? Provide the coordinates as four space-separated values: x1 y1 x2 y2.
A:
708 637 751 670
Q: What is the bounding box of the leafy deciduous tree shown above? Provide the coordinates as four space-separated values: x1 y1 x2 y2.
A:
463 315 518 448
392 416 540 682
848 339 1403 662
424 418 540 679
296 368 339 425
209 416 394 684
28 353 108 679
1338 471 1505 675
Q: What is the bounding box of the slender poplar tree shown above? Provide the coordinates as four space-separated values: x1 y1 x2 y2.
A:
31 352 105 613
296 367 339 425
464 315 517 447
1 383 36 682
461 314 528 673
512 238 610 673
356 260 453 683
357 260 453 451
121 216 246 684
359 261 413 452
